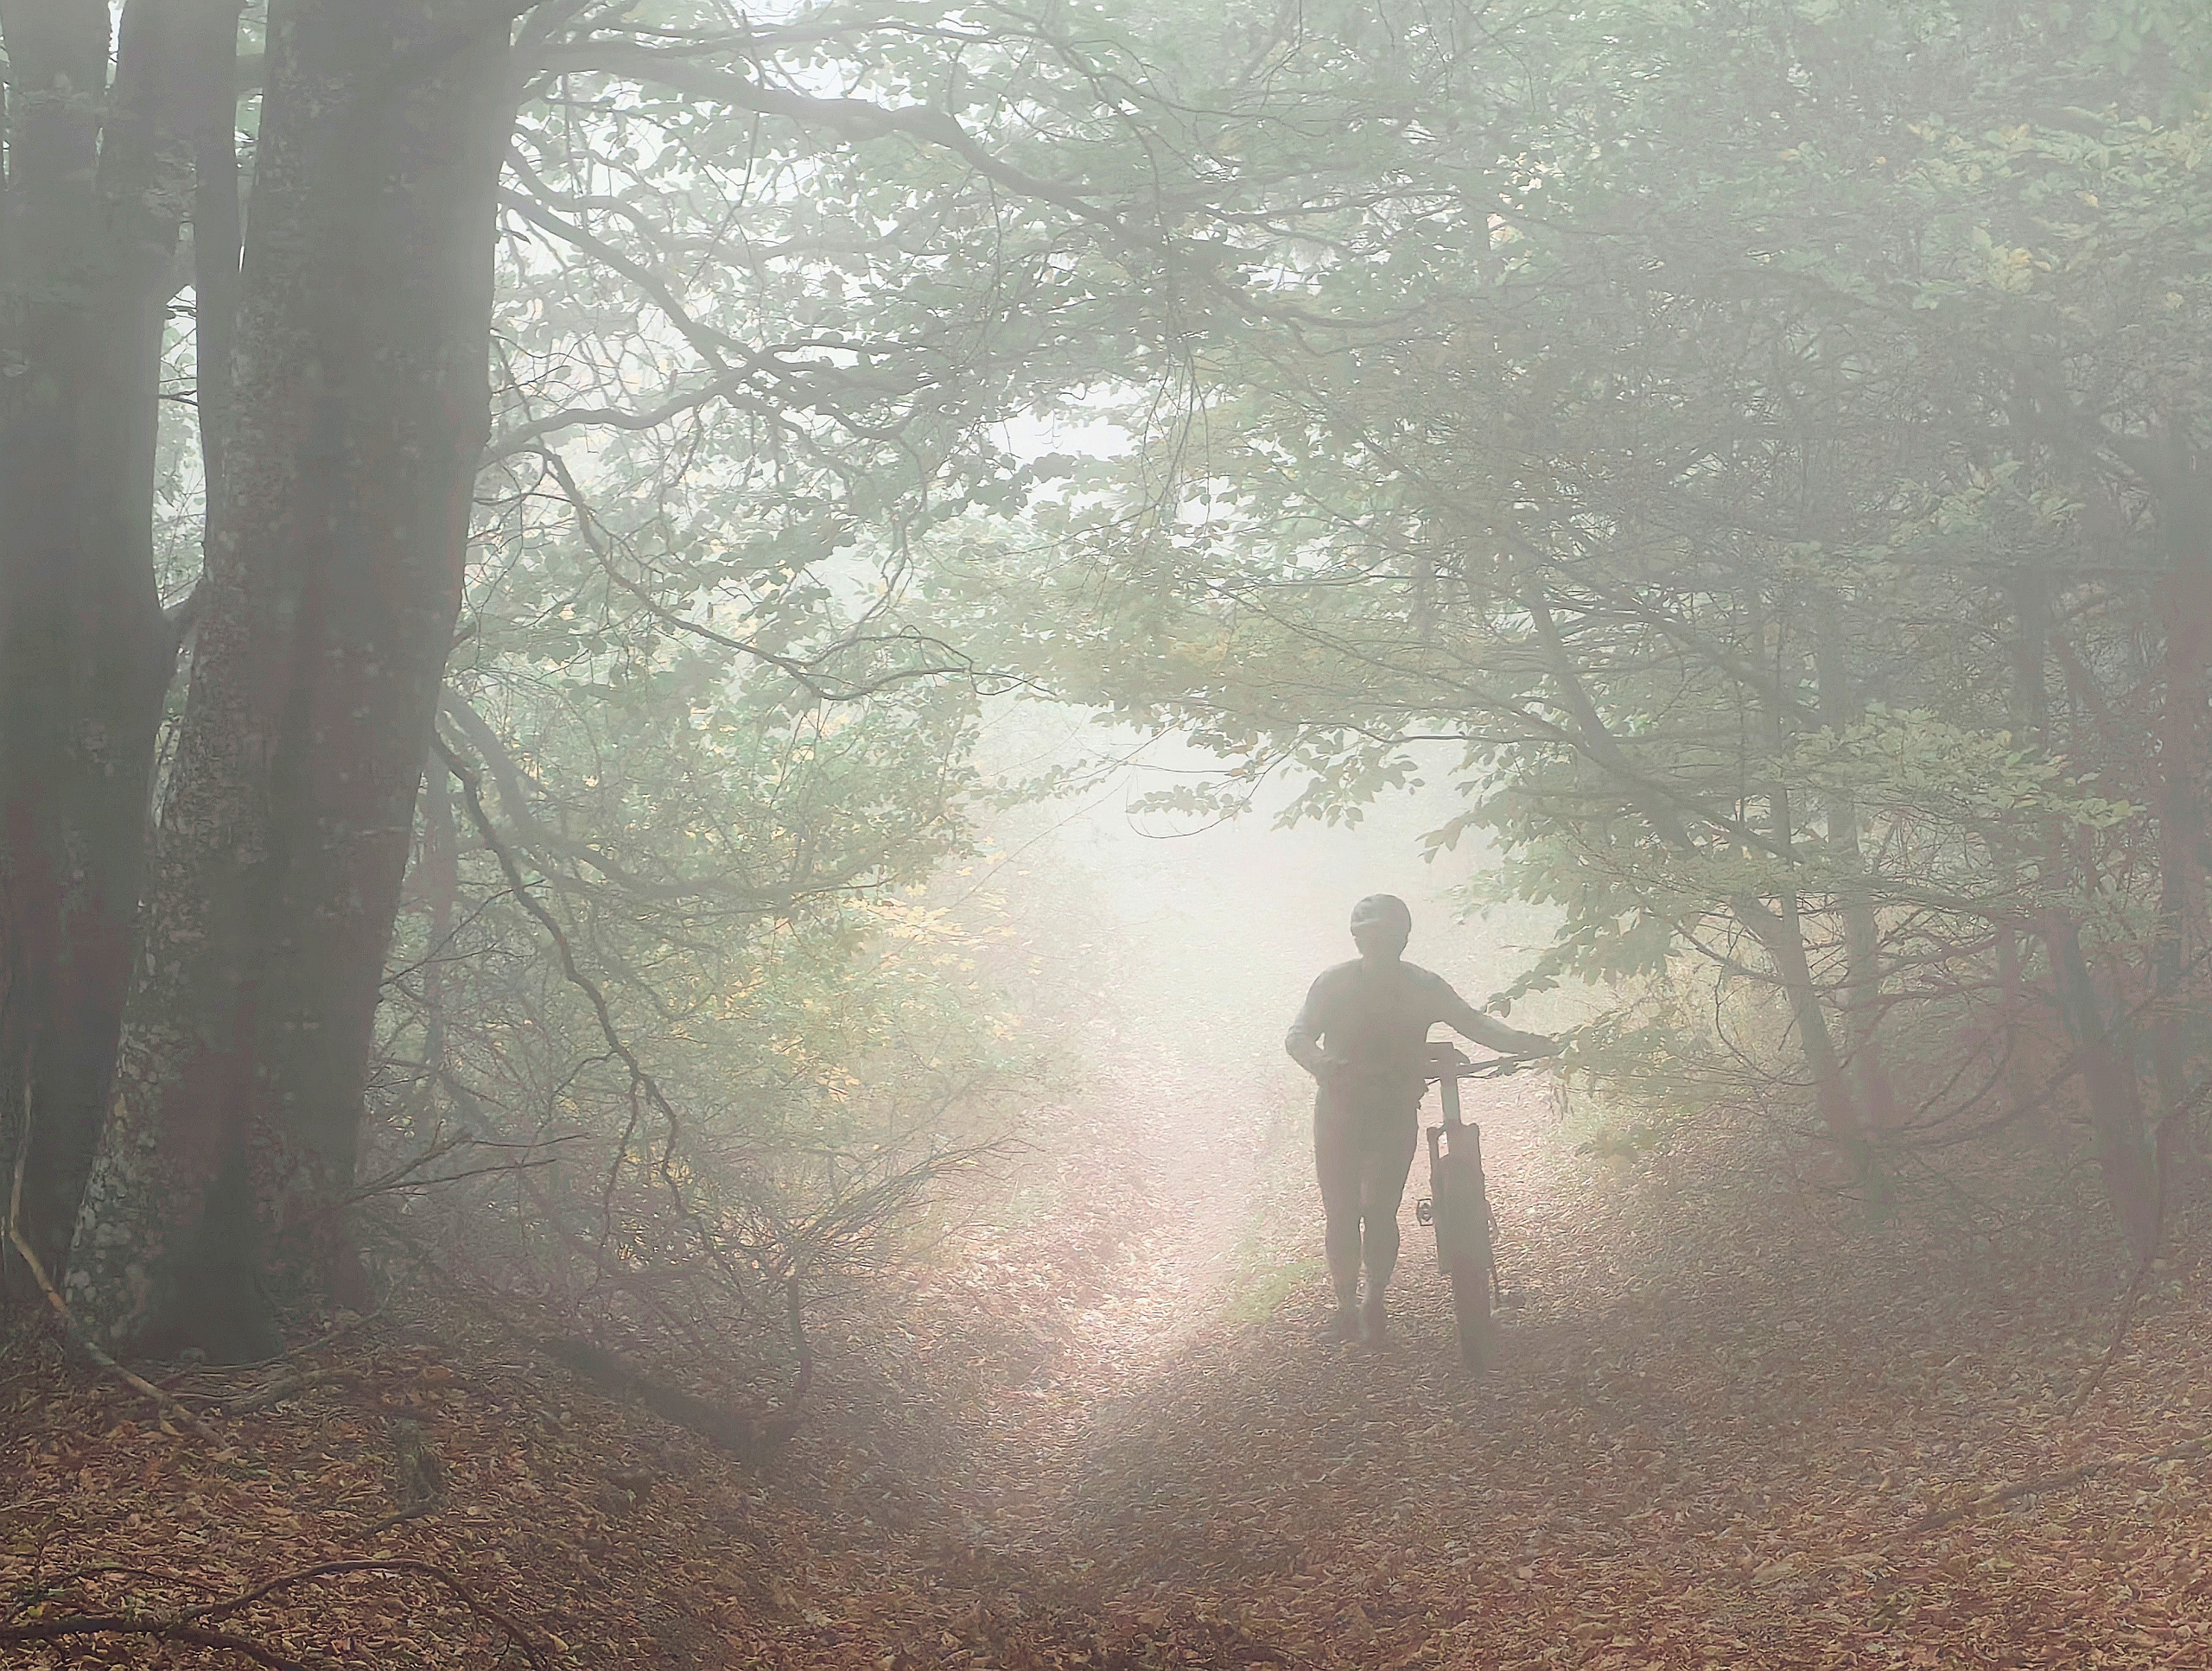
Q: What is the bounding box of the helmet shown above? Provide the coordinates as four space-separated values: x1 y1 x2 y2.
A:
1349 893 1413 937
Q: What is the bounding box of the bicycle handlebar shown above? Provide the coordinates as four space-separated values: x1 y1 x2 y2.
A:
1424 1043 1548 1083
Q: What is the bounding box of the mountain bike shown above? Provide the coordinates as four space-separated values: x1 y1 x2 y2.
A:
1415 1042 1539 1368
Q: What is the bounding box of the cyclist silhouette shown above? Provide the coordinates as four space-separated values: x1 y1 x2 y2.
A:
1286 894 1554 1343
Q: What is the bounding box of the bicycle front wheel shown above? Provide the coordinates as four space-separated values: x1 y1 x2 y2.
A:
1447 1247 1492 1368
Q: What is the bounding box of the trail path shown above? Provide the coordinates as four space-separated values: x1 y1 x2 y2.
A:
14 1040 2212 1669
772 1052 2212 1671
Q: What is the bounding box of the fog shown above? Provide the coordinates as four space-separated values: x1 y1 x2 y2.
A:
974 715 1580 1147
7 3 2210 1666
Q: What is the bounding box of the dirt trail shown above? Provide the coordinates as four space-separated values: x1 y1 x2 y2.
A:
970 1063 1547 1558
14 1034 2212 1669
780 1055 2212 1671
913 1018 1287 1560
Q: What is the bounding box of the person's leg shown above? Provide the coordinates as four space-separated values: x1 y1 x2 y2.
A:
1357 1104 1421 1341
1313 1092 1362 1335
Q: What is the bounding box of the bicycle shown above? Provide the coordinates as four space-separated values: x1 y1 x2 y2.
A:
1415 1041 1541 1368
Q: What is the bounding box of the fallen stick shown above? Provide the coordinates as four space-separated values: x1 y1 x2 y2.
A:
201 1305 385 1377
223 1367 365 1415
1910 1433 2212 1534
537 1332 795 1460
7 1563 226 1617
0 1615 309 1668
358 1498 446 1538
201 1560 551 1669
0 1557 551 1671
2064 1232 2160 1418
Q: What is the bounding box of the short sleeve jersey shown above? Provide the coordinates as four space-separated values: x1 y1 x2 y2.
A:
1286 958 1473 1106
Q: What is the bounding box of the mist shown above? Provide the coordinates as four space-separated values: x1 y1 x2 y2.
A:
7 2 2212 1667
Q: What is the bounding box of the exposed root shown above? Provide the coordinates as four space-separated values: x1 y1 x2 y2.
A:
6 1135 223 1447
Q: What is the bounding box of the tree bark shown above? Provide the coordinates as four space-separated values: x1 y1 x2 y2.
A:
70 0 517 1358
0 0 231 1302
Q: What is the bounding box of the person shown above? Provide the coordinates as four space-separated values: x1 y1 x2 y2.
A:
1286 893 1555 1344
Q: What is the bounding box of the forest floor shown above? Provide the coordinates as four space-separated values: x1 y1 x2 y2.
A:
11 1042 2212 1669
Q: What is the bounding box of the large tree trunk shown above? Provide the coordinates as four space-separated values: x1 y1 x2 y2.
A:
70 0 516 1359
0 0 232 1302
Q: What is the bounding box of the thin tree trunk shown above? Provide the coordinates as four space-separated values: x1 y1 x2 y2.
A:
71 0 517 1358
2046 918 2158 1255
2149 598 2202 1117
2145 465 2212 1229
1764 883 1860 1142
185 0 245 525
1525 592 1859 1141
1994 563 2053 1126
1812 601 1896 1131
1754 602 1858 1145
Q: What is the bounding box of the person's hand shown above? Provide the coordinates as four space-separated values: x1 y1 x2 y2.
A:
1503 1029 1561 1059
1314 1052 1357 1086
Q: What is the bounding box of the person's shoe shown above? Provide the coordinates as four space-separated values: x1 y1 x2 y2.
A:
1362 1293 1389 1344
1325 1303 1360 1341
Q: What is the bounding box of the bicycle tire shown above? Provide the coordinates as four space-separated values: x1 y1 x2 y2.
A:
1448 1245 1492 1368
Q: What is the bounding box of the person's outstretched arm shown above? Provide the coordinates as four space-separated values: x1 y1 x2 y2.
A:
1437 978 1557 1058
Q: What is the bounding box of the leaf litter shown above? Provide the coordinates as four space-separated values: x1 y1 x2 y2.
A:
10 1064 2212 1668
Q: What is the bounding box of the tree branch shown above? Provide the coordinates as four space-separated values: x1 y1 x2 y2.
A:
530 40 1134 238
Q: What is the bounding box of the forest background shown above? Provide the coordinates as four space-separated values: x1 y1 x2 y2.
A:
2 0 2210 1420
